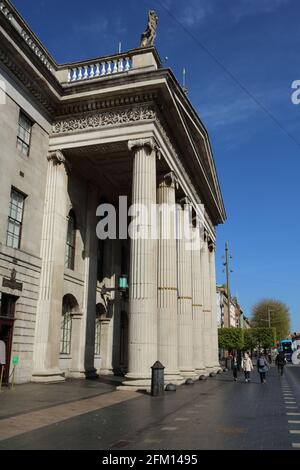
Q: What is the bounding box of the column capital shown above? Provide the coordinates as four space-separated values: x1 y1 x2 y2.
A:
178 196 192 208
128 137 161 158
47 150 65 165
160 171 179 189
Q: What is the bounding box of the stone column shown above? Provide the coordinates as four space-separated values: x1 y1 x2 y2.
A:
177 199 197 379
208 241 221 371
122 138 158 390
32 151 68 382
70 184 98 378
202 235 214 372
157 172 182 384
100 239 118 376
191 221 206 377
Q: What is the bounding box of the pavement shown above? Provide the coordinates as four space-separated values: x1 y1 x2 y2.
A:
0 365 300 450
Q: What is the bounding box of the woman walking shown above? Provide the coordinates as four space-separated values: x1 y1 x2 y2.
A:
242 352 253 382
257 353 269 383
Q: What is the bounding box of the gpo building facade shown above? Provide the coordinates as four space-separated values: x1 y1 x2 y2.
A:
0 0 226 389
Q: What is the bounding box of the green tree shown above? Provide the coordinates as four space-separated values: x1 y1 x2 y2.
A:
244 329 256 351
251 299 290 340
218 328 244 350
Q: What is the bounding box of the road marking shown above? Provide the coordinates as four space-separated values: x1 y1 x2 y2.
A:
288 421 300 424
286 406 298 409
175 417 189 421
287 413 300 416
289 430 300 434
292 443 300 448
161 427 177 431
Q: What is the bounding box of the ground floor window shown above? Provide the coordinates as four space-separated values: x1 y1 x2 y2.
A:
60 296 75 355
95 318 101 355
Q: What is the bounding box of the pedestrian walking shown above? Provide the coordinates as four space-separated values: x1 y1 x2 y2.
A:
275 351 286 376
232 353 238 382
242 352 253 382
257 353 269 384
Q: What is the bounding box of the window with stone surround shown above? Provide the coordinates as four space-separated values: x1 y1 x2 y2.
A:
17 111 32 156
6 188 26 249
65 210 76 270
95 317 101 355
60 297 73 355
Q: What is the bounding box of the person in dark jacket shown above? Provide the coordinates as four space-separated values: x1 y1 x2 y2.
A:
275 351 286 376
232 353 238 382
257 353 269 384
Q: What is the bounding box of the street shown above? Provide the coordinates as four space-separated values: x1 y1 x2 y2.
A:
0 364 300 450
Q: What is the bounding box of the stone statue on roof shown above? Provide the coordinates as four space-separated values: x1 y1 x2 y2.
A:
140 10 158 47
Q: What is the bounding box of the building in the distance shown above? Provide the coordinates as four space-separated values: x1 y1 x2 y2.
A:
0 1 226 388
216 286 249 329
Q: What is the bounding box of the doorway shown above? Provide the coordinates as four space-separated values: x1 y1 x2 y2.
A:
0 293 17 384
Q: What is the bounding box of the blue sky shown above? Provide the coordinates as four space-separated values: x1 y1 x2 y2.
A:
11 0 300 331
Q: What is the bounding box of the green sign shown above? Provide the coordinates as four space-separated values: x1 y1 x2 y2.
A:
12 356 19 365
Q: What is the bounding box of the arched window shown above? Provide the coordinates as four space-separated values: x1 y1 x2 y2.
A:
60 295 77 355
65 210 76 270
95 303 106 356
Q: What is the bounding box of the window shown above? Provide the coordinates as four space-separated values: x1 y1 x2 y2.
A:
6 188 25 249
0 293 16 318
17 112 32 156
65 211 76 270
95 317 101 355
60 301 73 355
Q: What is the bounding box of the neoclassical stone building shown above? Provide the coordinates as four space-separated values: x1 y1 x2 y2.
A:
0 1 226 388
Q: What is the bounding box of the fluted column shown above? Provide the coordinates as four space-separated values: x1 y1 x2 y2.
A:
191 221 206 376
208 242 221 371
32 151 68 382
202 234 214 371
157 172 182 384
122 138 158 390
70 184 98 378
177 199 197 379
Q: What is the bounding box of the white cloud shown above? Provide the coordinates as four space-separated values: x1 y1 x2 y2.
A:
232 0 290 20
200 96 258 129
181 0 213 26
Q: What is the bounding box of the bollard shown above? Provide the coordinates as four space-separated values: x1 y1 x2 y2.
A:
151 361 165 396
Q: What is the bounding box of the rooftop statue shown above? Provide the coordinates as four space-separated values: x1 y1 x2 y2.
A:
140 10 158 47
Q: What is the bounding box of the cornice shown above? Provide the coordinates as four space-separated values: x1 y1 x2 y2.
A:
0 44 56 116
0 0 56 74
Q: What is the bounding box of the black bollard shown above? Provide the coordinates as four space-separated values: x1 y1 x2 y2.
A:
151 361 165 396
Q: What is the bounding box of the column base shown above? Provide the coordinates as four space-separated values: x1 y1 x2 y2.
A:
31 368 65 383
69 368 99 380
164 372 185 385
179 368 198 380
99 368 114 376
195 368 209 377
118 378 151 392
205 366 216 373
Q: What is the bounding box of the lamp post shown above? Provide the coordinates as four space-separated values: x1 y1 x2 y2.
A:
223 241 233 327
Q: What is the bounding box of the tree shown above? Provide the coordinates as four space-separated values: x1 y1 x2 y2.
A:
251 299 290 341
218 328 244 350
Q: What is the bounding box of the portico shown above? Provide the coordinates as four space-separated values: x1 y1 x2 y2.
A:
0 1 226 387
